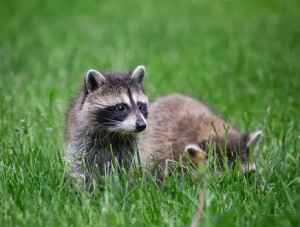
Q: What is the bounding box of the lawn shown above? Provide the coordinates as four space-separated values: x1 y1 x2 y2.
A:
0 0 299 226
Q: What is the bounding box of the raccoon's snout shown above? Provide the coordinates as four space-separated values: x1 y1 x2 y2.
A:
136 120 147 132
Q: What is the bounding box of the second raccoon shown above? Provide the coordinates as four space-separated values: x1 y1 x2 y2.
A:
138 94 262 172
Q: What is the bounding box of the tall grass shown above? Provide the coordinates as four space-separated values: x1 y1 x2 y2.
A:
0 0 299 226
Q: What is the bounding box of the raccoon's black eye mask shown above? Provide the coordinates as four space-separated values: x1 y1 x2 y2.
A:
95 104 130 125
137 102 148 118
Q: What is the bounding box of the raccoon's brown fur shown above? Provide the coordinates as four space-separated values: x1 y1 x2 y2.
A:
138 94 261 172
65 66 149 186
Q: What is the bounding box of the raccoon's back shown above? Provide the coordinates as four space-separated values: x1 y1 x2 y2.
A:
138 94 239 164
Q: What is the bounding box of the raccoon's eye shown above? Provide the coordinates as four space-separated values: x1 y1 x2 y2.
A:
115 104 127 112
137 102 144 110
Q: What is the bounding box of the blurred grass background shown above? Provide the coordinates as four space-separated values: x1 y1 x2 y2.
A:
0 0 299 226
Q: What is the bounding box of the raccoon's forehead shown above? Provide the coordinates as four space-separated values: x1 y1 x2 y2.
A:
88 86 148 107
102 72 131 80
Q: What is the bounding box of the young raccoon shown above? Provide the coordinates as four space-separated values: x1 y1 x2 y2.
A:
138 94 262 173
65 65 149 185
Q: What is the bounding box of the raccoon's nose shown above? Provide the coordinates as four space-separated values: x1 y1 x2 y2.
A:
136 121 147 132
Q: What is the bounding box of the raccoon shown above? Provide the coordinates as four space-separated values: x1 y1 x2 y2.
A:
137 94 262 173
65 65 149 185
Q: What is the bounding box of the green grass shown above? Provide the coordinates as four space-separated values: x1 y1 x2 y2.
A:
0 0 299 226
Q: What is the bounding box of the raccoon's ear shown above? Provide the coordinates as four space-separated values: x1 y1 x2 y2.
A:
131 65 146 84
246 130 262 149
85 69 106 92
184 144 204 157
184 144 207 164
